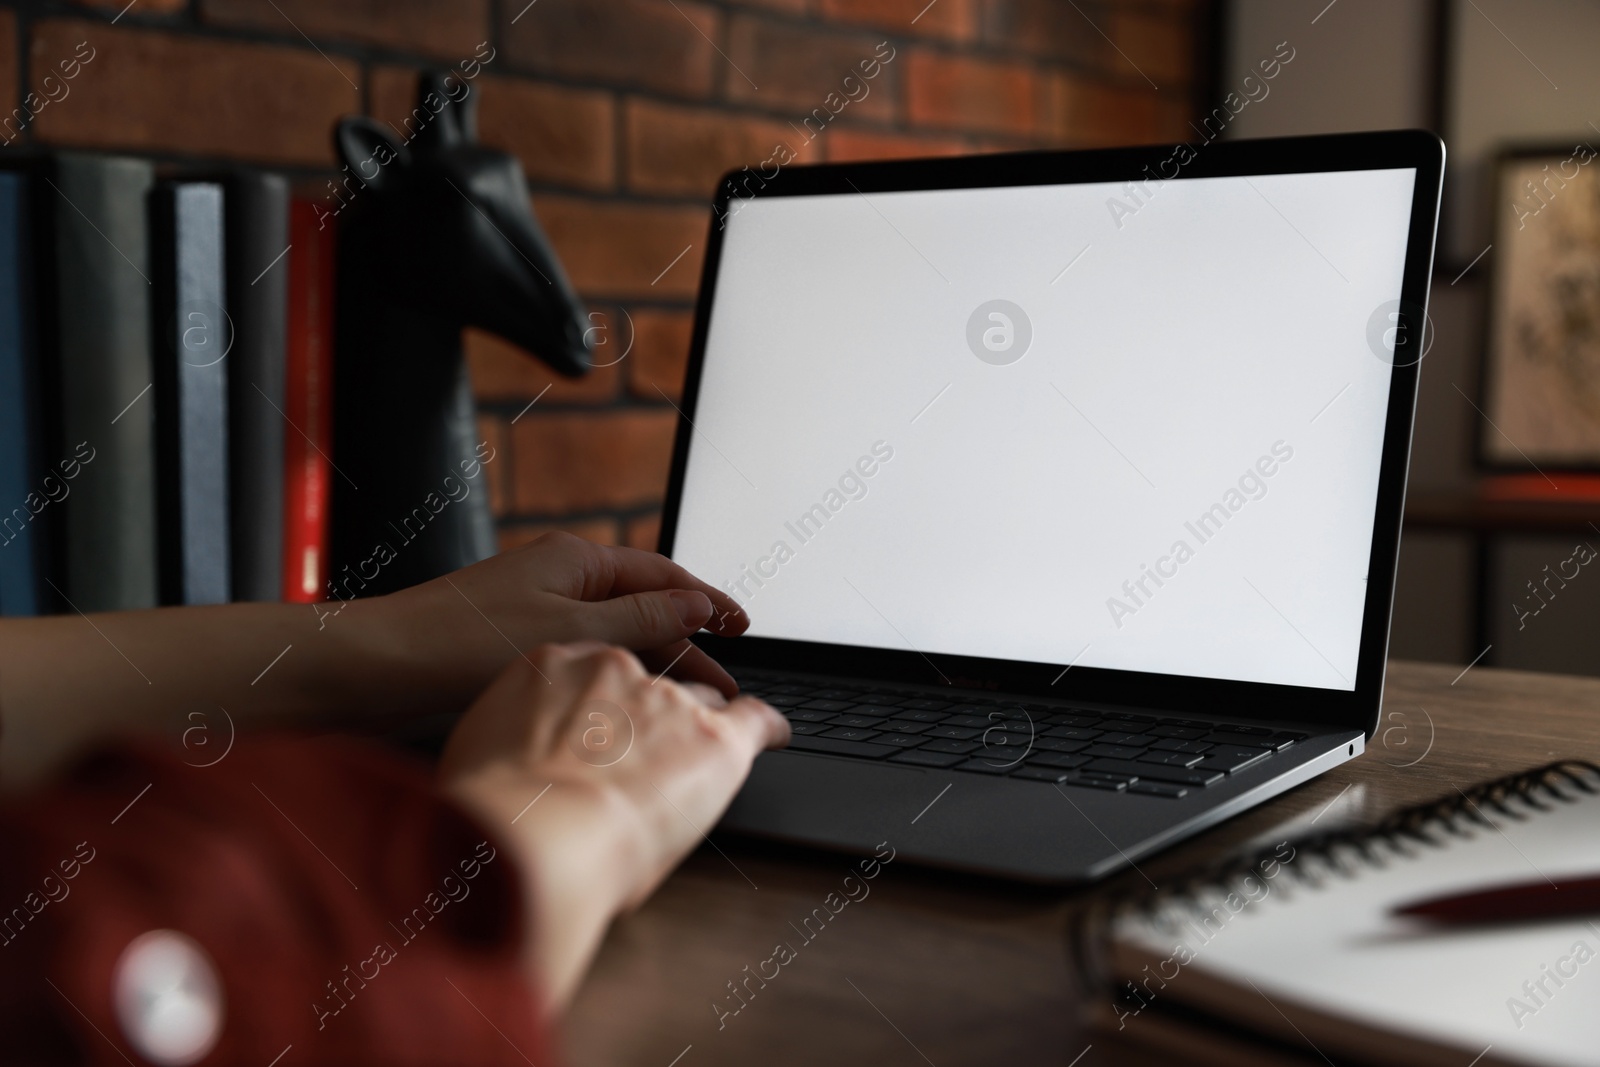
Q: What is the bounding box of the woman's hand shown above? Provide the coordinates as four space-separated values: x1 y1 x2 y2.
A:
0 532 748 787
439 642 789 1013
377 532 751 698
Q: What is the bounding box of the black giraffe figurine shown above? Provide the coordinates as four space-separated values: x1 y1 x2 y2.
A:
329 70 592 597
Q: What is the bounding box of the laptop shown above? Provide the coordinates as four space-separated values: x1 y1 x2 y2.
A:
658 130 1444 884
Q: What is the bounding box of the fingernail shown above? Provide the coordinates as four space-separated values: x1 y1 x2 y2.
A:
669 590 708 626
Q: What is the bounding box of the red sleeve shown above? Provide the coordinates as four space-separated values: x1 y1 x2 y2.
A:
0 736 554 1067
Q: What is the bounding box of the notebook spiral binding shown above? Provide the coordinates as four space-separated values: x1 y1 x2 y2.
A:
1072 760 1600 990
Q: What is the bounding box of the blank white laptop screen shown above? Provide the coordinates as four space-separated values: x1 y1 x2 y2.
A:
670 168 1418 691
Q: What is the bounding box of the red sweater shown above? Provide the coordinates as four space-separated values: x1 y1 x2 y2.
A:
0 737 551 1066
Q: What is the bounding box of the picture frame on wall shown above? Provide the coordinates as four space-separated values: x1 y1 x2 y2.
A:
1480 142 1600 470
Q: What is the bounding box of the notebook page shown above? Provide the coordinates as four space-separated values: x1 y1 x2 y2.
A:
1114 783 1600 1066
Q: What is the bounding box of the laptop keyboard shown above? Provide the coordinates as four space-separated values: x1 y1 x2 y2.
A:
736 672 1308 799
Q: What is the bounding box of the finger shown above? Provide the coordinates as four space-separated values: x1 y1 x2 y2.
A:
567 589 718 654
547 640 613 657
566 642 649 679
637 640 737 699
513 640 608 683
680 681 728 708
719 695 792 754
581 544 750 636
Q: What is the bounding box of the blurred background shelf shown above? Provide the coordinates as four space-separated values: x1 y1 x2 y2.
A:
1399 484 1600 678
1405 492 1600 533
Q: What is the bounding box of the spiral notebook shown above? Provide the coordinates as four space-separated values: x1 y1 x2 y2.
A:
1083 762 1600 1067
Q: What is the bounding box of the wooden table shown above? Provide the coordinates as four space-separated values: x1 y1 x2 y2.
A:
561 662 1600 1067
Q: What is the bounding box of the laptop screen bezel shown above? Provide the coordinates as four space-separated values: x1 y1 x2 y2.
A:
657 129 1445 738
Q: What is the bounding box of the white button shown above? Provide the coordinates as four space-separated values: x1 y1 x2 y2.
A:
112 930 224 1066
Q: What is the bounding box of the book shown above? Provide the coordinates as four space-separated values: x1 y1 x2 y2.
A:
225 171 289 602
0 170 40 615
1084 761 1600 1067
49 153 158 613
151 180 231 606
282 199 334 604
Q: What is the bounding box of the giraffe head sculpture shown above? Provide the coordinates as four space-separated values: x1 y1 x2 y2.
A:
332 70 593 375
328 70 595 596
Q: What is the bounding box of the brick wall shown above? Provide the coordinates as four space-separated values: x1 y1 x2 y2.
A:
1 0 1210 555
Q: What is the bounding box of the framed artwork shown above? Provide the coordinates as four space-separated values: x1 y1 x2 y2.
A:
1481 143 1600 468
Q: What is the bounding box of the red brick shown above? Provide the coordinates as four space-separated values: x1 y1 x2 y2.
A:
499 519 620 552
727 0 806 11
827 126 971 161
369 65 423 141
465 325 622 405
477 413 511 518
511 410 679 513
982 0 1101 67
72 0 186 14
480 77 616 192
906 50 1038 137
537 196 708 301
726 16 899 122
1046 74 1168 148
625 99 821 198
28 20 358 166
578 306 642 384
1151 97 1196 144
1108 8 1195 88
626 309 695 400
819 0 978 42
503 0 719 99
370 67 616 192
968 135 1030 156
626 513 662 552
203 0 489 63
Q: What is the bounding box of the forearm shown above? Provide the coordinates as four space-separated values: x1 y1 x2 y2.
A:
0 596 489 786
0 534 756 787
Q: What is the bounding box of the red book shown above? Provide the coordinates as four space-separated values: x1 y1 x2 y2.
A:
281 201 334 603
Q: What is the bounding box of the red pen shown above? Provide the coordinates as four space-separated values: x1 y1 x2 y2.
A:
1394 876 1600 925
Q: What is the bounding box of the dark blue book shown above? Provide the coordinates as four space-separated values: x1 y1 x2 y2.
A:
152 180 231 606
0 171 40 615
